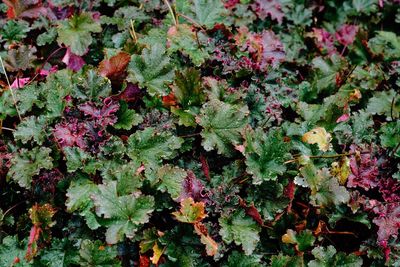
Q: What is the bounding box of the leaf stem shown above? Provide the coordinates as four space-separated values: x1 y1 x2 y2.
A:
163 0 177 26
0 55 22 121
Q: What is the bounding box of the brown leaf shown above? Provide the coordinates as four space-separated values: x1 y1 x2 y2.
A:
98 52 131 86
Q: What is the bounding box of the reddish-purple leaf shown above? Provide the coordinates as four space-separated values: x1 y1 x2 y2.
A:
62 48 85 72
312 28 337 55
251 0 285 24
335 25 358 46
347 145 379 191
54 119 87 149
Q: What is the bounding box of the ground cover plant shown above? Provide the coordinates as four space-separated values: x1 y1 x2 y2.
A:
0 0 400 266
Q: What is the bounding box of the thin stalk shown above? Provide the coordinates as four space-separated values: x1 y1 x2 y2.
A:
130 19 138 44
163 0 177 26
0 55 21 121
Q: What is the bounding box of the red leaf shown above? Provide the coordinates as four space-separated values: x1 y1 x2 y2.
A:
4 0 47 19
239 199 264 226
25 225 41 261
98 52 131 86
139 255 151 267
199 154 210 181
162 92 177 107
54 119 87 149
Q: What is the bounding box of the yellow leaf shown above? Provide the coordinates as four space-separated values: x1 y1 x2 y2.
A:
331 157 350 185
281 229 297 244
194 222 218 256
172 197 207 223
302 127 332 152
150 243 164 265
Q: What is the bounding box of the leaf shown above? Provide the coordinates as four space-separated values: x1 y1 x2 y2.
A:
281 229 315 251
198 99 249 155
172 68 204 109
156 165 187 199
114 101 143 130
14 116 47 145
302 127 332 152
251 0 285 24
296 164 350 207
367 89 400 119
98 51 131 85
91 181 154 244
73 69 112 101
127 43 174 96
368 31 400 60
244 128 290 184
126 128 183 169
194 222 218 256
347 145 379 190
270 254 304 267
4 45 37 71
172 197 206 223
309 245 363 267
167 24 210 66
66 179 101 230
0 19 30 43
335 25 358 46
330 156 351 185
380 121 400 149
8 147 53 189
219 210 261 255
223 251 262 267
57 13 102 56
191 0 225 28
78 240 121 267
0 236 30 267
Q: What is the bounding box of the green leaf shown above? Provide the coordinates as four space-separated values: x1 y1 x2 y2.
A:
114 101 143 130
73 69 112 101
126 127 183 169
282 229 315 251
156 165 187 199
380 121 400 149
192 0 225 28
66 179 101 230
0 20 30 44
368 31 400 60
198 99 249 155
270 254 304 267
295 165 350 207
167 24 210 66
223 251 262 267
244 128 290 184
367 89 400 119
127 44 174 96
78 240 121 267
219 210 261 255
57 13 102 55
309 245 363 267
63 147 100 174
0 236 30 267
173 68 204 108
37 28 57 46
13 116 47 145
8 147 53 189
92 181 155 244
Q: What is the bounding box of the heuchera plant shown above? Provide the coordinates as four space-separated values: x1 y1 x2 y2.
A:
0 0 400 266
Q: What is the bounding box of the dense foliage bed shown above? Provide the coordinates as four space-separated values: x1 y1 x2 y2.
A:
0 0 400 266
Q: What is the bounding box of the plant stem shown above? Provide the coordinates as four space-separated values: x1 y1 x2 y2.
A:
163 0 177 26
0 56 22 121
